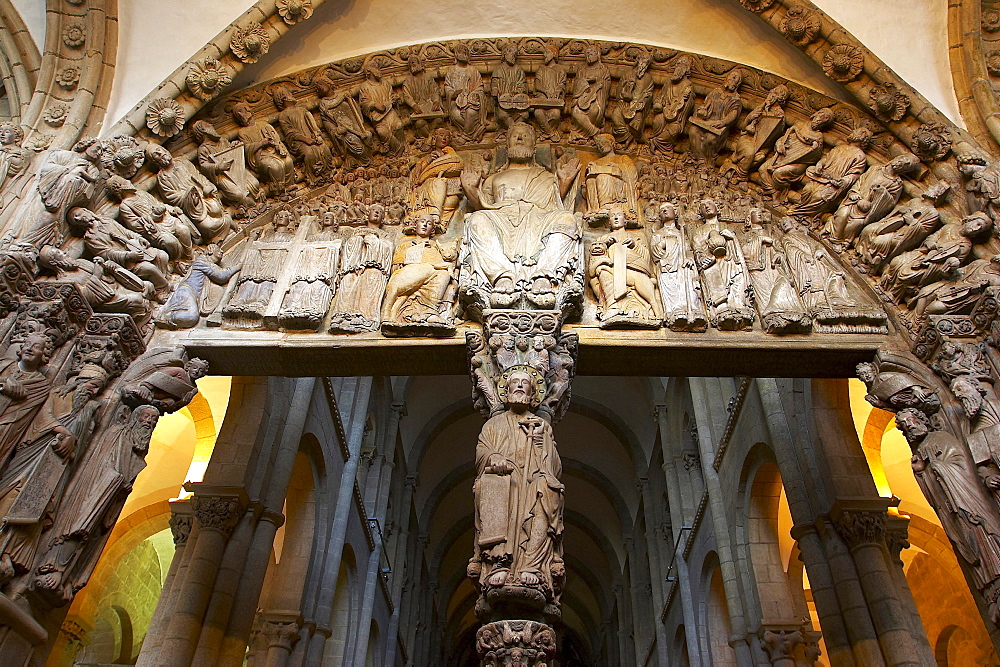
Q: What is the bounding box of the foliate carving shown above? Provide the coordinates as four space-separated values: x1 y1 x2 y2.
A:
192 495 241 535
262 619 301 651
169 513 193 546
987 51 1000 77
822 44 864 82
911 123 952 162
868 82 910 123
780 7 821 47
62 23 85 49
56 67 79 91
146 99 186 138
186 58 233 101
476 620 556 666
230 22 271 64
985 11 1000 33
834 510 886 548
739 0 775 11
43 105 70 128
276 0 313 25
99 136 146 179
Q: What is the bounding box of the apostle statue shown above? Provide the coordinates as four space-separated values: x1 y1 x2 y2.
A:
756 108 833 198
650 201 706 331
381 214 458 336
110 175 200 262
231 102 295 199
689 199 754 330
37 246 152 321
0 363 107 587
469 366 565 607
583 134 639 226
588 208 662 328
739 209 810 333
0 334 54 471
459 122 581 312
790 127 871 222
329 203 393 333
0 123 29 194
856 183 947 276
827 153 921 244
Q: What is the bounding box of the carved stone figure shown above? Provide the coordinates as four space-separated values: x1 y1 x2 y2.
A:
532 43 567 143
460 122 581 312
689 199 753 330
223 212 295 328
110 176 200 262
856 184 947 275
444 43 487 144
17 139 103 249
650 56 696 152
882 212 992 305
477 619 556 667
37 246 151 321
469 367 564 606
912 254 1000 318
588 208 662 328
610 50 654 147
722 85 788 182
279 237 340 331
191 120 261 211
0 363 107 586
790 127 871 221
231 102 295 198
119 347 207 414
570 43 611 140
583 134 639 225
650 201 706 331
358 61 405 155
147 144 234 243
756 108 833 197
779 218 886 331
71 207 170 295
314 76 371 166
688 69 743 164
0 334 54 470
408 128 463 224
381 214 457 335
329 204 393 333
827 153 921 243
156 245 238 329
400 53 444 138
491 43 528 134
468 331 502 417
897 407 1000 624
0 123 29 192
272 86 333 185
739 209 810 333
33 404 159 605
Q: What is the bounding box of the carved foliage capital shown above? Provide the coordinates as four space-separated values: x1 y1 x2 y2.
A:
192 495 242 536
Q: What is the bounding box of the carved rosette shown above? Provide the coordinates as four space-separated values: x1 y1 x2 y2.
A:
230 23 271 64
780 7 820 47
823 44 864 82
277 0 313 24
186 58 233 101
476 620 556 667
868 82 910 123
146 98 185 138
192 495 242 536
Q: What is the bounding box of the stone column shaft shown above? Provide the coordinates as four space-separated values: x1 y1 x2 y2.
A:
791 524 855 666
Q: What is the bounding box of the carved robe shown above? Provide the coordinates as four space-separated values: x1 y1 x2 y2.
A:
279 243 341 330
444 63 486 141
359 77 404 151
237 119 295 195
197 136 260 208
650 76 695 150
651 223 706 330
588 228 661 325
156 157 232 243
689 219 753 330
740 225 809 332
409 148 463 221
381 236 456 330
329 228 392 332
792 143 867 220
688 86 742 162
757 120 825 195
277 104 332 184
584 152 639 221
20 149 100 248
473 410 564 596
0 358 52 471
570 62 611 138
318 91 370 161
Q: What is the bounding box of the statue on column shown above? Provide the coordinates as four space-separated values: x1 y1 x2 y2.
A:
459 122 581 314
689 198 754 330
469 366 565 611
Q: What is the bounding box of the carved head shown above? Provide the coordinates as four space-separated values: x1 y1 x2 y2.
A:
38 245 76 272
846 127 874 148
184 357 210 382
584 43 600 65
888 153 920 176
894 407 929 447
636 51 651 77
609 207 627 230
856 362 877 385
412 214 436 238
810 108 834 131
272 87 295 111
106 175 137 200
454 43 470 64
658 202 677 226
499 366 546 409
502 43 518 65
74 137 103 161
543 42 559 64
151 202 167 220
146 144 173 169
314 76 336 99
767 85 789 108
191 120 219 145
134 404 161 439
18 333 52 370
363 60 382 80
321 210 338 231
951 375 986 419
698 198 719 219
961 211 992 238
231 102 253 127
368 202 386 226
507 122 536 162
723 69 743 92
594 133 614 156
0 122 24 147
671 56 692 82
68 206 97 229
407 53 424 73
777 217 797 233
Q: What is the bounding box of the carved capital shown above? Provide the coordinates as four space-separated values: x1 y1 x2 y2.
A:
261 619 300 652
168 513 193 547
884 515 911 564
833 509 886 548
476 620 556 667
192 495 242 536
